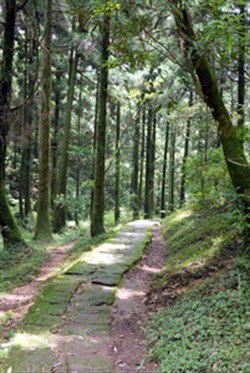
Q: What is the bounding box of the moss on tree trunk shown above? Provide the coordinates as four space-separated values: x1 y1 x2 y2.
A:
0 0 26 249
91 4 110 237
173 3 250 235
34 0 53 241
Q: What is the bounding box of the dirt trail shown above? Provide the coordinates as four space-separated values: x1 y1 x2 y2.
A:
0 241 76 334
108 223 165 372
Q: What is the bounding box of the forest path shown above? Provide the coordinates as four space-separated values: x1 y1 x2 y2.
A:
0 241 77 334
1 220 165 373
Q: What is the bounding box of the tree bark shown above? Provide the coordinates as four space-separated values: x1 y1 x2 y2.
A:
34 0 53 240
90 74 99 220
114 102 121 224
179 91 193 207
91 3 110 237
51 70 62 208
75 87 82 226
160 119 169 218
237 1 246 145
144 105 155 219
0 0 26 248
138 105 146 209
53 47 78 232
131 107 140 219
168 123 176 212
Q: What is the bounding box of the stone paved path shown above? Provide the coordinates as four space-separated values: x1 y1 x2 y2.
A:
1 220 155 373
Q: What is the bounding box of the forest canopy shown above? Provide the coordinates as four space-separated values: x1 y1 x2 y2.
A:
0 0 249 250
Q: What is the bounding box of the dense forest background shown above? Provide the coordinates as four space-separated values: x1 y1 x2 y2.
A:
0 0 249 251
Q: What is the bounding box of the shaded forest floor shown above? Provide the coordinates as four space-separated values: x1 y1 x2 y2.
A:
0 220 163 372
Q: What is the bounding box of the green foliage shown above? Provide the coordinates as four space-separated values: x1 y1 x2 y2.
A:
147 268 250 373
147 206 250 372
185 148 233 207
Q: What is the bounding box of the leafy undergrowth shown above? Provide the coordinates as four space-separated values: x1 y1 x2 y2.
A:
0 209 131 294
147 207 250 373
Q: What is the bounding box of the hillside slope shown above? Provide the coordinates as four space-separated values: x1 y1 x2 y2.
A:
147 207 250 373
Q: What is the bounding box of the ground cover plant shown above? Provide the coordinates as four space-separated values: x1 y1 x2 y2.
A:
147 207 250 373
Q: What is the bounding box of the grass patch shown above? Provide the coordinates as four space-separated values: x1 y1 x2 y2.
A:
147 206 250 372
160 206 242 277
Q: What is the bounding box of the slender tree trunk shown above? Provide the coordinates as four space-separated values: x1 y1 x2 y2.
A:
90 74 99 220
138 105 146 209
173 3 250 216
53 47 78 232
0 0 26 248
114 102 121 224
91 4 110 236
180 91 193 207
144 105 155 219
168 124 176 212
51 71 62 208
160 119 169 218
34 0 53 240
150 111 157 214
131 107 140 219
75 88 82 226
19 27 32 219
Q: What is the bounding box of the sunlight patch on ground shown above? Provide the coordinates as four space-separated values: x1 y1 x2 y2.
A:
83 251 119 265
13 333 50 350
140 264 162 274
80 242 130 265
116 288 145 300
172 210 193 223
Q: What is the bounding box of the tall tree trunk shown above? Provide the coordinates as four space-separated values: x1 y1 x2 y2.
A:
0 0 26 248
51 70 62 208
131 107 140 219
91 4 110 237
114 102 121 224
34 0 53 240
172 3 250 218
179 91 193 207
53 47 78 232
160 119 169 218
90 74 99 220
138 105 146 210
150 111 157 214
75 87 82 227
168 124 176 212
237 1 246 145
144 105 155 219
19 27 32 220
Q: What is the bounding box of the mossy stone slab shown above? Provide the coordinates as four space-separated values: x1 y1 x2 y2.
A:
90 270 123 286
62 321 109 336
1 347 57 373
69 308 110 325
20 312 62 328
58 355 113 373
74 284 115 306
65 262 96 276
27 300 67 316
48 333 108 355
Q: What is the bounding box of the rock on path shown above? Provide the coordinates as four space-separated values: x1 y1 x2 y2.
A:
0 220 156 373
